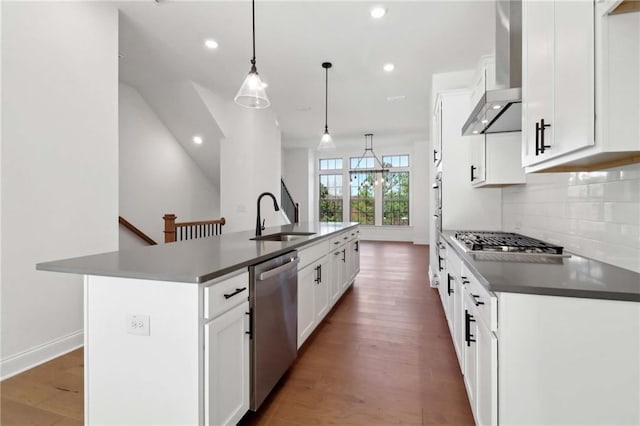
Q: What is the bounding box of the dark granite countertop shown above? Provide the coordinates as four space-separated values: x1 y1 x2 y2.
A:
441 230 640 302
37 222 358 284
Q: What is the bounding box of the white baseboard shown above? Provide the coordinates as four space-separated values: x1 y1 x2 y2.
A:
0 330 84 381
413 240 429 245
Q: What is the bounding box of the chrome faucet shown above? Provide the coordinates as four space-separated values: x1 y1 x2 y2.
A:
256 192 280 236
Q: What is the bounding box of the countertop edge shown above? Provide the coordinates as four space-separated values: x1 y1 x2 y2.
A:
36 223 359 284
440 231 640 303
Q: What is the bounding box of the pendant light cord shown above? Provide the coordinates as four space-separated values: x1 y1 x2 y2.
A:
324 66 329 132
251 0 256 65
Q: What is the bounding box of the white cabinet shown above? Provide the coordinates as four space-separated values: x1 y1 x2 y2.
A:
330 244 346 305
462 292 478 416
298 254 330 348
298 227 359 347
313 256 330 325
522 0 595 168
522 0 639 172
433 97 443 167
204 301 250 426
476 317 498 426
297 262 317 347
470 133 526 187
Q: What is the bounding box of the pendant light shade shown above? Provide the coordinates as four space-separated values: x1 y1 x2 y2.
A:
235 0 270 109
318 62 335 151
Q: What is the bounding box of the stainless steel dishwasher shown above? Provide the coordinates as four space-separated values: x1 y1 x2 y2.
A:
249 251 299 411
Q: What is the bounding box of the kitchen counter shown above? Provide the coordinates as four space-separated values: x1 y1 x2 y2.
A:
37 222 358 283
441 230 640 302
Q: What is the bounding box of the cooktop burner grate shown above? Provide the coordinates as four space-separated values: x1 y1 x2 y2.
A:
454 231 564 255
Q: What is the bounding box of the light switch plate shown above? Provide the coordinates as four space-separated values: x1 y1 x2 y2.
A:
126 314 150 336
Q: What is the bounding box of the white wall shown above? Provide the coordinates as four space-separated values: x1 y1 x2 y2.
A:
119 83 220 248
196 86 282 233
503 164 640 273
1 2 119 378
282 148 314 223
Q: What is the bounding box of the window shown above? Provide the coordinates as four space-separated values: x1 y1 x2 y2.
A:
349 172 375 225
382 155 409 226
319 158 343 171
319 159 343 222
383 172 409 225
319 153 410 226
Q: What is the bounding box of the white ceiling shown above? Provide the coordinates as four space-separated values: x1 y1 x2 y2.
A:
118 0 494 149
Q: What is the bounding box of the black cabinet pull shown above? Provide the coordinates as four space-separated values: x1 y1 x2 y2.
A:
342 248 346 263
438 256 444 271
314 265 321 284
470 165 477 182
465 310 476 346
447 273 454 296
471 294 485 306
245 310 253 338
433 149 438 163
224 287 247 299
540 118 551 154
355 241 359 252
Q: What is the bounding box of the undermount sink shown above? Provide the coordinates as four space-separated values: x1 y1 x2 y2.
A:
251 232 316 242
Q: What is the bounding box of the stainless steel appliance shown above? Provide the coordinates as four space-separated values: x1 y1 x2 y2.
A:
462 0 522 136
453 231 564 255
249 251 299 411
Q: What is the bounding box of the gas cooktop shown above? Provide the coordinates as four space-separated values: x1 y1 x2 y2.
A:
453 231 564 255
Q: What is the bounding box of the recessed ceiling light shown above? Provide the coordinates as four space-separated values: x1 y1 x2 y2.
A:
472 130 479 134
383 63 395 72
204 39 219 49
481 119 489 124
387 95 406 102
370 6 387 19
492 104 502 110
192 135 203 145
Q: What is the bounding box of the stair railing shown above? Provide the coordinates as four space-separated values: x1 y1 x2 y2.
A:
281 178 300 224
118 216 157 245
163 214 226 243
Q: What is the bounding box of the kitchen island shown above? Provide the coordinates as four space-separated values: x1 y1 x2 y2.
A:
37 222 360 426
434 230 639 426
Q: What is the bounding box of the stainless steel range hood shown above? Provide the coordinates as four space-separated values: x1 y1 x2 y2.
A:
462 0 522 136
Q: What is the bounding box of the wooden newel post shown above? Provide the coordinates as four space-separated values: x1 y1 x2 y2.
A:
163 214 177 243
220 217 226 226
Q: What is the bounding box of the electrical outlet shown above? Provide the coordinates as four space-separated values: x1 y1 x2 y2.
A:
126 314 150 336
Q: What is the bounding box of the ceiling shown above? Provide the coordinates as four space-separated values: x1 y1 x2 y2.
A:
118 1 494 149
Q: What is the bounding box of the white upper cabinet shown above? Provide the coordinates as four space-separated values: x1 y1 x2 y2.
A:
522 0 640 172
433 98 443 167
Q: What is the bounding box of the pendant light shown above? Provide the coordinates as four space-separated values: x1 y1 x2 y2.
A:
234 0 270 109
318 62 336 151
349 133 389 187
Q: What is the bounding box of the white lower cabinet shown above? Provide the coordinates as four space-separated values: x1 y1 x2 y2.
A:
313 256 330 323
298 227 359 348
330 245 345 305
297 262 317 347
462 292 478 415
439 241 639 426
476 317 497 426
204 301 250 426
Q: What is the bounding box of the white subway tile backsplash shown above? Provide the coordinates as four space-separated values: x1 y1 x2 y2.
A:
502 163 640 273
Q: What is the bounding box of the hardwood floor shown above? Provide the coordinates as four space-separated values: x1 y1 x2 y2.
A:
1 241 473 425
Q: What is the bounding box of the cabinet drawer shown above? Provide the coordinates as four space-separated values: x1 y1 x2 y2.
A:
204 271 249 320
462 267 497 332
329 231 350 247
298 240 330 270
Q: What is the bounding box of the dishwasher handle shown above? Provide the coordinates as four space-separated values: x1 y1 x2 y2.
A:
257 257 300 281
